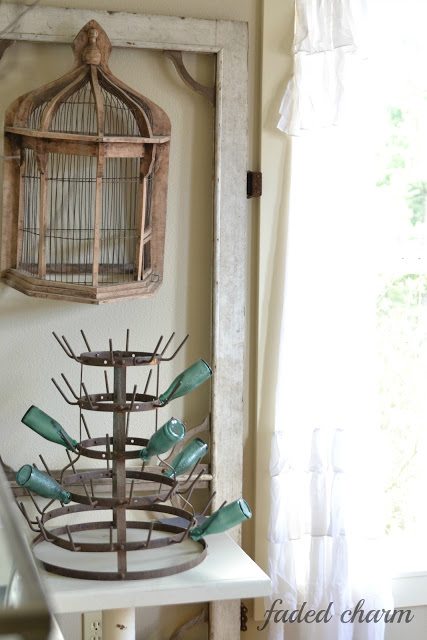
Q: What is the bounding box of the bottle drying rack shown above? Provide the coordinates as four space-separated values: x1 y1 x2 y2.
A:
16 330 214 581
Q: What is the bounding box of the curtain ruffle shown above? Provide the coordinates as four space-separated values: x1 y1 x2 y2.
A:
293 0 368 54
267 429 392 639
278 0 368 135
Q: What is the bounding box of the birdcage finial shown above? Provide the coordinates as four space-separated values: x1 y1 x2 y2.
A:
83 26 101 65
71 21 112 70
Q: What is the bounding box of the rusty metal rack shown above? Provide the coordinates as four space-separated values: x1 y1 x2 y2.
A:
16 330 213 581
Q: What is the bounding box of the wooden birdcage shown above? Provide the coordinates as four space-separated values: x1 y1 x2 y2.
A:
1 21 171 304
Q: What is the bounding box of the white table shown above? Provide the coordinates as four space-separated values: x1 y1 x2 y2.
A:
34 532 271 640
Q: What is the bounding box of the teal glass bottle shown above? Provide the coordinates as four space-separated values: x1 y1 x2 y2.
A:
163 438 208 478
189 499 252 541
158 360 212 405
16 465 71 504
139 418 186 461
22 406 78 450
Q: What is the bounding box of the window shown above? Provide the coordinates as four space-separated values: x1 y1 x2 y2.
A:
373 0 427 574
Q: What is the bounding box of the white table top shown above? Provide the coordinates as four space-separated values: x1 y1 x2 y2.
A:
33 533 271 613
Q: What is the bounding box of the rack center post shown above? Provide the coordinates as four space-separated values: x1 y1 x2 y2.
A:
113 362 127 575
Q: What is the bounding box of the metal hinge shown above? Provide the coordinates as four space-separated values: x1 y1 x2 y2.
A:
240 602 248 631
247 171 262 199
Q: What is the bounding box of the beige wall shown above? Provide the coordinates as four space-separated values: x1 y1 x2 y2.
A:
255 0 294 573
249 0 295 636
0 1 261 639
0 38 215 467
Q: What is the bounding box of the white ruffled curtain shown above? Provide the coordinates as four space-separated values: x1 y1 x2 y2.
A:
267 1 391 639
278 0 368 135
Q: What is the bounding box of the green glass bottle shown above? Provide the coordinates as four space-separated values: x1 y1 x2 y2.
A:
16 465 72 504
22 406 78 451
163 438 208 478
139 418 186 461
158 360 212 405
189 499 252 541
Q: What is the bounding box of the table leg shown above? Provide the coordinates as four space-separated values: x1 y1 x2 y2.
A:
209 599 240 639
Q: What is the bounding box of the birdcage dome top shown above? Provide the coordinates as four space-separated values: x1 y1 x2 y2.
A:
5 21 170 143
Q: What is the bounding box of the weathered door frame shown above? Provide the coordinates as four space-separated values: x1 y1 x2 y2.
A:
0 4 248 639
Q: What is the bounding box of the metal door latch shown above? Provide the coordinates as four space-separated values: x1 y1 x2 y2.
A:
247 171 262 198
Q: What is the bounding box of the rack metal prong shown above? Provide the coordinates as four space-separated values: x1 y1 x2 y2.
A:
147 335 163 364
178 518 194 542
81 480 96 506
200 492 216 516
104 370 110 394
59 449 81 484
143 369 152 394
81 382 95 410
109 339 115 364
80 330 91 352
66 450 77 475
177 460 200 488
165 476 179 501
161 457 177 483
59 429 79 454
66 525 81 551
178 470 204 502
41 499 55 515
105 434 111 471
128 480 135 505
61 335 79 361
176 492 196 519
19 503 40 531
130 385 137 411
81 414 91 439
51 378 78 405
109 525 114 551
25 489 44 515
126 329 130 351
39 454 52 476
52 332 73 359
126 386 137 436
160 332 175 356
36 517 53 542
159 379 182 406
145 521 155 549
61 373 79 400
156 473 164 495
162 334 190 361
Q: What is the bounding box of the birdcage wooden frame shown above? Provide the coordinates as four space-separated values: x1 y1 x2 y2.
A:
1 21 171 304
